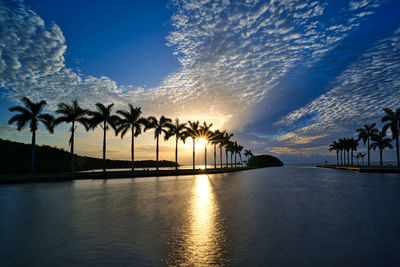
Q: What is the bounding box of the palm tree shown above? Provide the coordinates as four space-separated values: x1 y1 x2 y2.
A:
338 138 346 165
217 130 226 168
244 149 253 163
354 153 360 165
382 108 400 166
116 104 147 171
54 99 90 172
198 122 214 169
348 138 358 166
370 130 393 166
359 152 366 165
144 116 172 171
89 103 120 172
167 118 187 170
329 141 340 165
8 97 54 172
222 132 234 168
227 141 235 168
209 130 224 169
185 120 200 170
237 143 244 167
357 123 378 166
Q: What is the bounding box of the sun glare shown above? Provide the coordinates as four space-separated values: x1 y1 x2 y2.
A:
196 137 207 148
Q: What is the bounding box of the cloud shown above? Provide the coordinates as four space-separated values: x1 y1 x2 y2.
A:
1 0 398 163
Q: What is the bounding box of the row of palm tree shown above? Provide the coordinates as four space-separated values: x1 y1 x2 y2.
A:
8 97 249 173
329 107 399 166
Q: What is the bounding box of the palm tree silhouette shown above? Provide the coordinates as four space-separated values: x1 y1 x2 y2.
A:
116 104 147 171
237 143 244 167
8 97 54 172
354 153 361 165
348 138 358 166
166 118 187 170
222 132 234 168
370 130 393 166
244 149 253 163
217 130 226 168
198 122 213 169
359 152 366 165
338 138 345 165
89 103 120 172
209 129 223 169
329 141 340 165
144 116 172 171
185 120 200 170
357 123 378 166
382 108 400 166
55 99 90 172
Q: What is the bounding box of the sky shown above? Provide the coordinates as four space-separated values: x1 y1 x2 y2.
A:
0 0 399 164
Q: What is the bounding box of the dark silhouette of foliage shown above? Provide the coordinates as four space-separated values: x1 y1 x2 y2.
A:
357 123 378 166
370 130 393 166
55 99 90 172
89 103 120 172
382 108 400 166
166 118 188 170
8 97 54 172
116 104 147 171
247 154 284 167
144 116 173 171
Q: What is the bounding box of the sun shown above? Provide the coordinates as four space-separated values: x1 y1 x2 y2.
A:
196 137 207 148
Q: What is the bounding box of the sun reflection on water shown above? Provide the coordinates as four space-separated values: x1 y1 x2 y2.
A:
165 175 230 266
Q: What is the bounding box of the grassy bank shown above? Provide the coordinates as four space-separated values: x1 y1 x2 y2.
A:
317 165 400 173
0 166 266 184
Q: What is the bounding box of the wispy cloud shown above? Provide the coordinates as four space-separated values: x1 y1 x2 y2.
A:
1 0 398 162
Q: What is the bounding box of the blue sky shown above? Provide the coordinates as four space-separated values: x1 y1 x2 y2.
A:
0 0 399 164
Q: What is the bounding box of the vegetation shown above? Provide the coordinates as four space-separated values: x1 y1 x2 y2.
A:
7 96 284 175
247 155 284 167
0 139 177 174
116 104 147 171
55 100 90 172
329 107 400 167
8 97 55 173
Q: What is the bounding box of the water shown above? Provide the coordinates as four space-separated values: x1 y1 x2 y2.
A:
1 165 400 266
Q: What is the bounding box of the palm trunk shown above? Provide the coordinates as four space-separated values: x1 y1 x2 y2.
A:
347 151 350 165
214 144 216 169
230 152 233 168
343 151 346 165
131 126 135 171
380 149 383 166
340 151 343 165
204 144 207 169
225 149 228 168
31 129 36 173
336 150 339 165
103 122 106 172
396 136 399 166
367 137 370 166
220 146 223 168
193 138 196 170
175 134 178 170
234 153 237 168
351 149 353 166
156 134 159 171
70 121 75 172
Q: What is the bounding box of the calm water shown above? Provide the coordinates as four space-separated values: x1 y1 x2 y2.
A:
1 165 400 266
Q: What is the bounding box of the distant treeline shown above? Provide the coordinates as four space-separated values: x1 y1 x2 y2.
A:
0 139 177 174
247 154 284 167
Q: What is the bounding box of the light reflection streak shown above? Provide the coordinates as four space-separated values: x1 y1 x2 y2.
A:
165 175 229 266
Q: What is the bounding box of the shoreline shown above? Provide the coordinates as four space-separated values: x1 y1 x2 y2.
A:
317 165 400 173
0 166 266 184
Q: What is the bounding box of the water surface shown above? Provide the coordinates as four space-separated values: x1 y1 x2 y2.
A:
1 165 399 266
